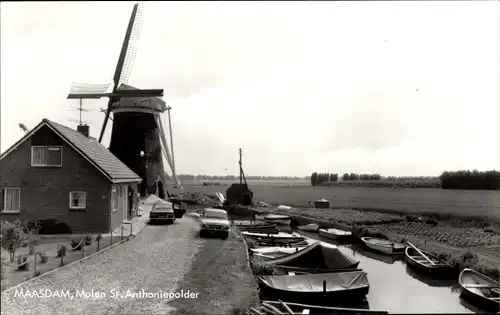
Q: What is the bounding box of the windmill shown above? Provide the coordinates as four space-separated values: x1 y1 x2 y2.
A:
67 2 181 198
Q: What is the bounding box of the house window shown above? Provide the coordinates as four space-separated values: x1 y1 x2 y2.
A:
111 186 117 212
69 191 86 210
2 188 21 213
31 146 62 167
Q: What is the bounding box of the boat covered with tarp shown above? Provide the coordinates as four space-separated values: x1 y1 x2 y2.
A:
261 241 359 269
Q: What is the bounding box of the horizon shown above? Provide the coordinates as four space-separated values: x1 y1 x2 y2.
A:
1 2 499 177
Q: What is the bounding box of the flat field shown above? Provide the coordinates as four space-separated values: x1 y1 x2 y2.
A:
182 180 500 220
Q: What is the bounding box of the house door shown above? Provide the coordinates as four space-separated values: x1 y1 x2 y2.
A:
123 185 128 221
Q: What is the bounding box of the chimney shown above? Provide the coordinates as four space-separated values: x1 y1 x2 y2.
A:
77 124 89 137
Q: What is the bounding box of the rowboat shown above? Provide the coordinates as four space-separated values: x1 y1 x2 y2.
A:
273 265 363 275
319 228 352 240
260 300 388 314
236 223 276 229
261 241 360 269
251 246 306 256
255 240 310 247
405 244 453 278
360 237 406 255
258 271 370 302
459 268 500 312
264 214 292 225
298 223 320 232
242 231 305 243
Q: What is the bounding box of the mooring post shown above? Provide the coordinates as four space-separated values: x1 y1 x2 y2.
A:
121 226 124 240
323 280 326 295
81 237 85 258
110 231 113 245
130 222 133 237
33 252 37 277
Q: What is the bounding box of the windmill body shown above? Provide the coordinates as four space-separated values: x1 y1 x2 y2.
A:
109 84 169 197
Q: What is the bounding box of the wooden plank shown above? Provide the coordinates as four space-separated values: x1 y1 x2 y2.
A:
407 241 435 265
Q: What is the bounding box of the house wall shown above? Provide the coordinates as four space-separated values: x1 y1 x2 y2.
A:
108 182 139 232
0 126 112 233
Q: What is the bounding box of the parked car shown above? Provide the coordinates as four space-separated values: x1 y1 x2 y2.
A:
149 201 176 224
199 208 230 239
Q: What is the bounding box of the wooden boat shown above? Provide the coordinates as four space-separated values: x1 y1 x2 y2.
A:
260 300 388 314
255 240 310 247
319 228 352 240
251 246 306 255
297 223 320 232
261 241 360 269
361 237 406 255
459 268 500 312
273 265 363 275
237 225 280 234
405 245 453 278
236 223 276 229
242 231 305 243
258 271 370 302
264 214 292 225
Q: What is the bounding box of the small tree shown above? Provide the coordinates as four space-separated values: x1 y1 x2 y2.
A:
1 220 25 262
310 172 318 186
342 173 349 181
96 233 102 251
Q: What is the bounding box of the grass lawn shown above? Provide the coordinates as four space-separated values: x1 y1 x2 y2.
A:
167 232 259 314
1 235 123 291
186 184 500 220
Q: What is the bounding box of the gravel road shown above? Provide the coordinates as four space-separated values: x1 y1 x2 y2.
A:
1 217 204 315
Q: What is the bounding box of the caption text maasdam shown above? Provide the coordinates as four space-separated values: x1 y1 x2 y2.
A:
14 289 199 300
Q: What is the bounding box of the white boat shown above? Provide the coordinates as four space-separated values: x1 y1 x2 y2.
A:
361 237 406 255
250 246 306 255
264 214 292 225
297 223 319 232
319 228 352 240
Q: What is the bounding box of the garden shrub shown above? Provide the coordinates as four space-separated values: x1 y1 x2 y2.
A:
16 254 30 270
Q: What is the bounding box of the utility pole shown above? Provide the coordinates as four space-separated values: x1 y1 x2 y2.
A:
239 148 243 204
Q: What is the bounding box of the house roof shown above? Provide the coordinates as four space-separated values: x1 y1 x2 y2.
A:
0 119 142 184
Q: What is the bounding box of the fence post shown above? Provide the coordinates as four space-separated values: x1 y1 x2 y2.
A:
81 237 85 258
33 252 37 277
110 231 113 245
130 222 133 237
121 226 124 240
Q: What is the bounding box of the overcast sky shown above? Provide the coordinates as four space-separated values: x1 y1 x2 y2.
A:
1 1 499 177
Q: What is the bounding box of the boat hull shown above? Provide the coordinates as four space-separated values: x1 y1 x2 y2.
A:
405 247 454 279
361 237 406 255
459 268 500 312
319 229 352 240
298 224 320 232
265 219 292 225
258 283 369 304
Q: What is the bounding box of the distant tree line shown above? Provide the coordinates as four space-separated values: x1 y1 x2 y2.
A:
440 170 500 190
178 174 308 181
309 170 500 190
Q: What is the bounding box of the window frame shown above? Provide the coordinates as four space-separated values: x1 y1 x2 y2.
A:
69 191 86 210
30 145 63 167
2 188 21 213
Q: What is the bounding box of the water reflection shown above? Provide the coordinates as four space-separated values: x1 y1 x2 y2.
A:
405 265 456 288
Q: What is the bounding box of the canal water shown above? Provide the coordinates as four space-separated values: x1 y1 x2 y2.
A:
236 220 486 313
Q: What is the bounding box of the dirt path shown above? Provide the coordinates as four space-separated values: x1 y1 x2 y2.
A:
1 217 204 315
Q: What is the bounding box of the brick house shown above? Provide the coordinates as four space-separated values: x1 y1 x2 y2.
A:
0 118 142 233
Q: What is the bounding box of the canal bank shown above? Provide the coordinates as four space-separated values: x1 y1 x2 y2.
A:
255 206 500 282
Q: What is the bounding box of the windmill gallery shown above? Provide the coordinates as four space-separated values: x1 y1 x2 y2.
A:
0 3 181 233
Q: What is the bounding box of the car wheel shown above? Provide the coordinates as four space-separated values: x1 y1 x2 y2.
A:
220 232 229 240
168 219 174 224
200 230 205 238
